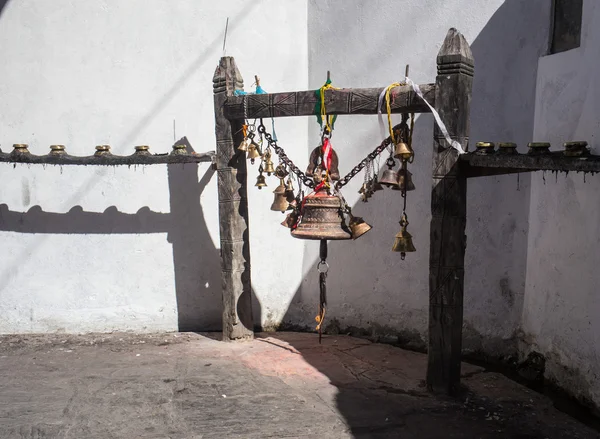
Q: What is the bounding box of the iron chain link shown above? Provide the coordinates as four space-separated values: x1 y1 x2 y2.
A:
258 123 315 188
257 121 399 190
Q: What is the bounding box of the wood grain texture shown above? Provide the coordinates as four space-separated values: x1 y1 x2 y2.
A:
427 28 473 396
213 56 254 341
0 151 214 165
224 84 436 119
462 152 600 177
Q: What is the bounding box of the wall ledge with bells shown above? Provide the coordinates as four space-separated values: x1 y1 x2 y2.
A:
0 138 215 167
461 141 600 178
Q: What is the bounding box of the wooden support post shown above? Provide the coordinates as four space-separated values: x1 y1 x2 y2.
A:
427 28 474 394
213 57 254 341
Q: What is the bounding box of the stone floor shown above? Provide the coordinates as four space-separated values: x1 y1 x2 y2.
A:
0 331 598 439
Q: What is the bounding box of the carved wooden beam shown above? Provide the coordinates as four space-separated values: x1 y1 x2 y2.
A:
0 150 215 166
461 152 600 177
223 83 435 119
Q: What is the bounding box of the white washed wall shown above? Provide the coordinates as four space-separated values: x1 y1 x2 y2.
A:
523 0 600 409
0 0 308 333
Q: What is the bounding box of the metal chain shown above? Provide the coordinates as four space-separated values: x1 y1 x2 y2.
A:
335 136 393 189
257 123 315 188
257 121 403 190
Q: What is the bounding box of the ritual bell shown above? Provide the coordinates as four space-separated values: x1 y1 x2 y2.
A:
291 190 352 240
285 179 295 203
263 151 275 175
281 211 298 228
392 214 416 259
392 168 416 191
247 142 261 163
255 173 267 189
349 215 372 240
238 137 249 152
270 179 289 212
380 168 400 188
393 141 414 161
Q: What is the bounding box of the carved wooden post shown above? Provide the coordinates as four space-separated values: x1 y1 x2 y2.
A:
213 57 254 341
427 29 473 394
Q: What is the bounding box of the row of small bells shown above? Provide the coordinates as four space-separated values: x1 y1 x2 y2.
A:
238 125 416 258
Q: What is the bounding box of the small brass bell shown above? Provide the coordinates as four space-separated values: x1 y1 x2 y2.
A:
392 168 416 192
255 173 267 189
349 215 372 240
393 141 414 161
380 168 400 188
287 198 298 211
285 179 295 203
281 211 298 228
247 142 261 163
263 151 275 176
359 183 370 202
380 157 399 188
270 179 289 212
238 137 249 152
392 214 416 259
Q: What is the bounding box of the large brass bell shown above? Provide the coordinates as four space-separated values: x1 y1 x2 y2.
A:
392 214 416 259
291 190 351 240
392 168 416 191
270 179 289 212
393 141 414 161
349 215 372 240
263 151 275 176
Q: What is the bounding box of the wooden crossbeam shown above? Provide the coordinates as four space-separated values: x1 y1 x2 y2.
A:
223 84 435 119
462 152 600 178
0 151 215 166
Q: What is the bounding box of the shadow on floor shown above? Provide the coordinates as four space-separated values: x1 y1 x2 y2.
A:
257 332 598 438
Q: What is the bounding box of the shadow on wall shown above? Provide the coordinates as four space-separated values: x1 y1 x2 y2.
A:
276 0 548 358
264 2 550 435
0 0 8 18
0 149 225 332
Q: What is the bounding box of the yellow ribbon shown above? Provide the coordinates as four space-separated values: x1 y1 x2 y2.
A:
319 81 339 132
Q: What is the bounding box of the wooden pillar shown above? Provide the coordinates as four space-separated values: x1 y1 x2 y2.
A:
427 29 474 394
213 57 254 341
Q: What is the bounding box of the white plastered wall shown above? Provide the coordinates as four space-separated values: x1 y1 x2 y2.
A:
523 0 600 409
0 0 308 333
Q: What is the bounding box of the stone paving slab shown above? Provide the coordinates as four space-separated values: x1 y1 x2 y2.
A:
0 331 597 438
